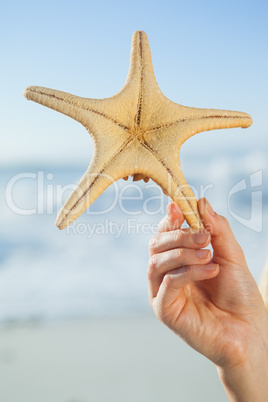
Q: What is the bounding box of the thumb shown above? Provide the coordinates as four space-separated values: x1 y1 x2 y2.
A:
198 198 247 267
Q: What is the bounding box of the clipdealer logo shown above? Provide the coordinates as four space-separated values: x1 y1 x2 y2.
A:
4 169 264 234
227 170 263 232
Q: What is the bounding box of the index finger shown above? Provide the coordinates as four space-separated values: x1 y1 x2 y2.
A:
158 203 185 233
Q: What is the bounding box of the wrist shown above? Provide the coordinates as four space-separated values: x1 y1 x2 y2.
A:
217 335 268 402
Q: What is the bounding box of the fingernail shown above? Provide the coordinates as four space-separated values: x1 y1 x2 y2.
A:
205 199 215 215
195 249 211 259
203 263 219 271
193 232 210 244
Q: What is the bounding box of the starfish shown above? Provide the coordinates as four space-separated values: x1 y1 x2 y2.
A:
24 31 252 230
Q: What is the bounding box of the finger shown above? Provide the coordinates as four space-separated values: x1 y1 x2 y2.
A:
149 228 210 257
154 264 219 317
198 198 247 266
158 203 184 233
148 248 212 301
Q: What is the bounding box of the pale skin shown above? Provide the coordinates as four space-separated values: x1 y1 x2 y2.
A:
148 198 268 401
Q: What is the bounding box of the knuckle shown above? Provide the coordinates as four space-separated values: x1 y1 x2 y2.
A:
204 222 213 234
147 256 157 279
163 273 173 288
173 229 183 244
162 273 173 292
175 248 183 259
148 255 157 270
149 235 158 251
218 214 229 227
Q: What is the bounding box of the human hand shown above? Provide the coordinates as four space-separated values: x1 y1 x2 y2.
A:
148 198 268 401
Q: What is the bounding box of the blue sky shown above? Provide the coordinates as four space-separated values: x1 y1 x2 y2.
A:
1 0 267 166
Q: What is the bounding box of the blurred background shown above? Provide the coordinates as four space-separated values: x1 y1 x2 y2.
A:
0 1 267 401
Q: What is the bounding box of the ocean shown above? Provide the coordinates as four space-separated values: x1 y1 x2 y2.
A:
0 148 267 325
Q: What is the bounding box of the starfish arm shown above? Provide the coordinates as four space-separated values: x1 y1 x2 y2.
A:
146 105 252 146
123 31 156 88
24 85 133 130
56 162 120 230
139 139 204 229
23 32 157 132
150 167 203 229
119 31 165 131
56 136 135 229
24 86 90 124
177 107 253 145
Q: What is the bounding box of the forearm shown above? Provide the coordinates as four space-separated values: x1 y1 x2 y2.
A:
217 347 268 402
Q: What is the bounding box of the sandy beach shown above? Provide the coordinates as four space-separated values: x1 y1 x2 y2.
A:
0 314 227 402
